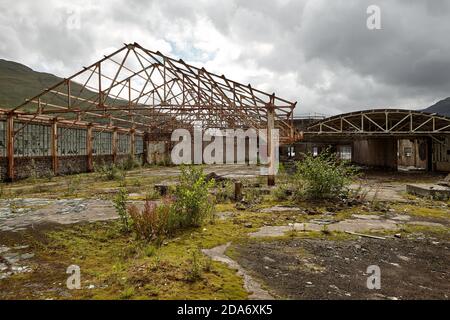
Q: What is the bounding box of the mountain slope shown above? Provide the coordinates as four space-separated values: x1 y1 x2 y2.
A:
0 59 64 108
423 97 450 117
0 59 178 128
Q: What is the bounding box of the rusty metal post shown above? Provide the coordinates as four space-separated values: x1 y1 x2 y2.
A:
86 125 94 172
267 98 276 186
51 119 59 175
112 128 118 164
130 130 135 160
142 131 149 165
234 181 243 201
6 113 14 181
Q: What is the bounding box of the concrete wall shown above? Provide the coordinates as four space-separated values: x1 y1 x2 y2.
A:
58 156 88 175
433 135 450 172
14 157 53 180
398 138 428 170
148 141 169 164
93 155 114 168
352 138 398 169
0 152 145 181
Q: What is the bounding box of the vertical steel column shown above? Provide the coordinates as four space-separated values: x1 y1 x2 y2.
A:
6 113 14 181
267 97 276 186
130 130 135 160
142 131 149 165
112 128 118 164
51 119 58 175
87 125 94 172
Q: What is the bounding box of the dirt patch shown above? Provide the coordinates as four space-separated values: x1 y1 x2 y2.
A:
234 237 450 299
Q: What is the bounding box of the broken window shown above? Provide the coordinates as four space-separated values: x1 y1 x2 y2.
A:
14 122 51 157
287 146 295 158
135 135 144 154
338 145 352 161
93 131 112 155
312 146 318 157
117 133 130 154
0 121 5 157
58 127 87 156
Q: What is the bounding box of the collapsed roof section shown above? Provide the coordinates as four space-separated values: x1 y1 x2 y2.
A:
12 42 299 142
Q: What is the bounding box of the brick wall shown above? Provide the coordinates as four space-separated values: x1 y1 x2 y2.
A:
13 157 53 180
58 156 88 175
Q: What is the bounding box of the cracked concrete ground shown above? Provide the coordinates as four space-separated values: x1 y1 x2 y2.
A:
0 198 118 232
0 165 263 233
249 214 446 238
0 166 448 299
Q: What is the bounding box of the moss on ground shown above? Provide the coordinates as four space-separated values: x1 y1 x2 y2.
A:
392 204 449 219
0 218 249 300
1 166 449 300
0 167 178 200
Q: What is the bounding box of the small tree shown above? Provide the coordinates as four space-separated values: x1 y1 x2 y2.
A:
171 165 215 229
114 187 131 231
294 150 358 200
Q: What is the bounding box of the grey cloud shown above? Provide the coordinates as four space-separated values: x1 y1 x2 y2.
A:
0 0 448 115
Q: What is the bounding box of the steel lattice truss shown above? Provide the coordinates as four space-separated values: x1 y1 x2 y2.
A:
12 42 298 142
305 109 450 136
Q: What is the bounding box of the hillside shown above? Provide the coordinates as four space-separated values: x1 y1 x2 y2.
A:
0 59 64 108
423 97 450 117
0 59 179 128
0 59 121 111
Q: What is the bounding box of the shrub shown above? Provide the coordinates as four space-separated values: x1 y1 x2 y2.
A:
128 198 172 241
142 244 157 257
126 166 215 242
145 187 160 201
321 224 332 235
171 165 215 228
120 155 141 171
114 188 131 231
272 183 292 201
347 182 370 204
65 175 82 196
244 187 263 205
215 180 234 203
294 150 358 200
120 287 135 299
186 249 203 282
96 163 126 181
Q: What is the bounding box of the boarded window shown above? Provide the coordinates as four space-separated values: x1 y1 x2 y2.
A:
93 131 112 155
58 127 87 156
14 122 51 157
0 121 5 157
118 133 130 154
135 135 144 154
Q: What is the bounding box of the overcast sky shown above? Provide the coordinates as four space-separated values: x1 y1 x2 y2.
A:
1 0 449 115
